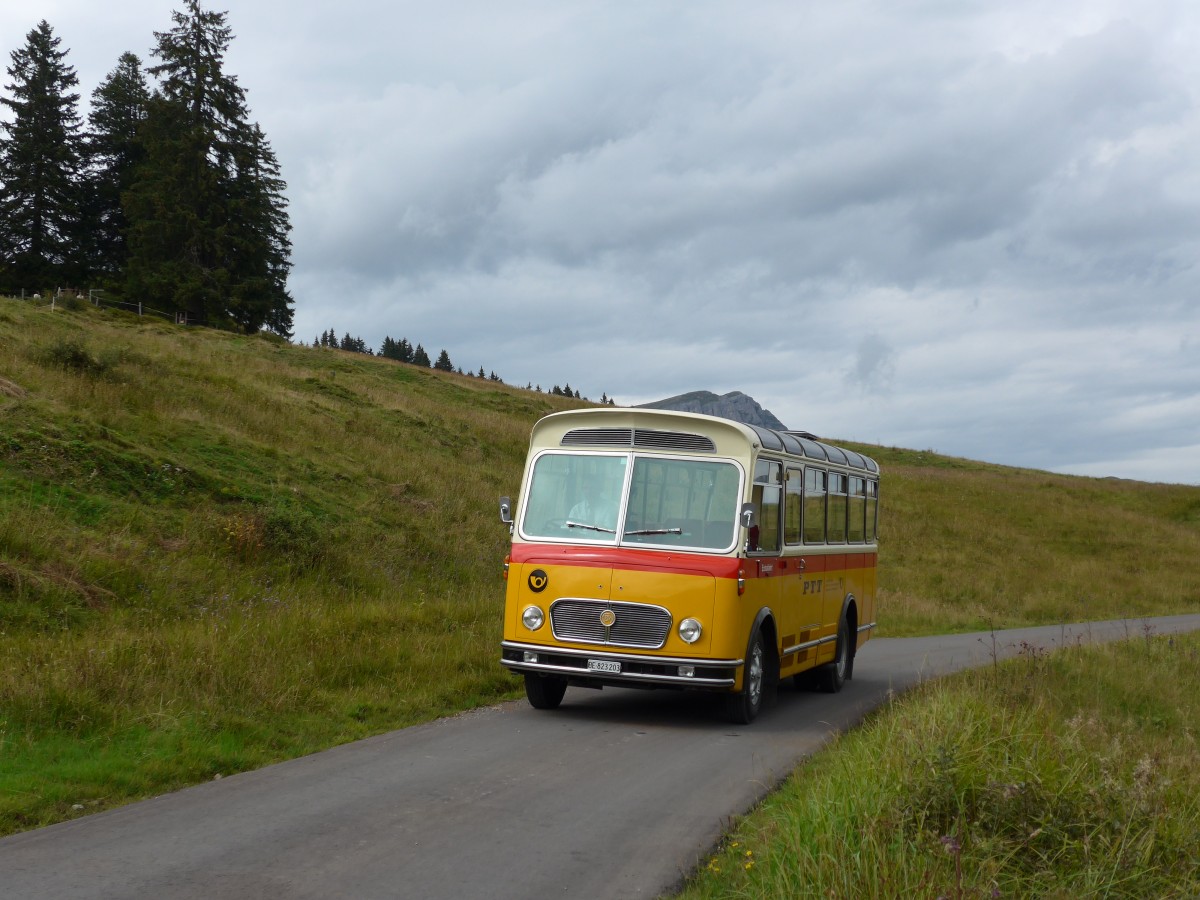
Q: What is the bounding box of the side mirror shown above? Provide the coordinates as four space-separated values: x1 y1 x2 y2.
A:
740 502 756 529
499 496 513 525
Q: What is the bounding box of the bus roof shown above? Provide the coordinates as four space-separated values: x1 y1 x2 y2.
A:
529 408 879 476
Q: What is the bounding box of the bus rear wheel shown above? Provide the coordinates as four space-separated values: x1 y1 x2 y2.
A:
818 614 851 693
524 673 567 710
726 629 766 724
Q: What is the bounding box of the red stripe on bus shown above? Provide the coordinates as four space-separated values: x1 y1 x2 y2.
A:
509 544 879 580
509 543 743 578
802 555 827 574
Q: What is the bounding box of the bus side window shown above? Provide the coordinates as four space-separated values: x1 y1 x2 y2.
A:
827 473 848 544
866 480 879 542
848 477 866 543
803 468 826 544
752 460 782 553
784 467 803 545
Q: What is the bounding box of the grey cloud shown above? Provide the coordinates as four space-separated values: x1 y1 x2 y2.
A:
7 0 1200 482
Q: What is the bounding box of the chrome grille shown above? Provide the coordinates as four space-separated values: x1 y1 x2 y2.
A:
561 427 635 447
634 429 715 452
549 599 672 649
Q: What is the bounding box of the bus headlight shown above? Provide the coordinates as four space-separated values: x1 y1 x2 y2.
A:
522 605 545 631
678 618 703 644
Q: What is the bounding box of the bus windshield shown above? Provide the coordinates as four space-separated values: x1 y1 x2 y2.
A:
520 452 742 551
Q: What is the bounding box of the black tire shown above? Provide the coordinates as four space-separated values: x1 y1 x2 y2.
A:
524 673 567 710
726 629 767 724
818 614 851 693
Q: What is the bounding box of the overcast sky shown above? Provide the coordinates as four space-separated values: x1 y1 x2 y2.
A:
5 1 1200 484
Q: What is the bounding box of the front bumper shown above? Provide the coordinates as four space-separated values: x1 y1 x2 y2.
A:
501 640 739 689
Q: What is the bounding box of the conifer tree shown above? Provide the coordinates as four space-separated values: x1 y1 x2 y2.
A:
125 1 292 334
86 52 149 281
224 121 292 334
0 21 87 292
433 349 453 371
412 343 430 367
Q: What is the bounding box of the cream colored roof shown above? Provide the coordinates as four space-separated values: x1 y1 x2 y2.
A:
528 408 879 476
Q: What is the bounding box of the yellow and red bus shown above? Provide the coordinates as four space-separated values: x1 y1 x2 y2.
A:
499 408 879 723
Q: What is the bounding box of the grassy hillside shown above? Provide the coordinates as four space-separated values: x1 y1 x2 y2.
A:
1 295 1198 835
859 445 1200 636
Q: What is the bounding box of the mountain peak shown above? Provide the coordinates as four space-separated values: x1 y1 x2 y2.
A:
637 390 788 431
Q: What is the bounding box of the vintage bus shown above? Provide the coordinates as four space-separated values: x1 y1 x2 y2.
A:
498 408 879 723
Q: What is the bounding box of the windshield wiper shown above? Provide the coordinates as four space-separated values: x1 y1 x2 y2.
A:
566 521 616 534
623 527 683 536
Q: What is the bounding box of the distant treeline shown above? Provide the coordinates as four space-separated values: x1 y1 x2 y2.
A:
309 329 617 405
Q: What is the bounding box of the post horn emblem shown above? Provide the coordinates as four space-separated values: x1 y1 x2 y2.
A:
527 569 548 593
599 609 616 627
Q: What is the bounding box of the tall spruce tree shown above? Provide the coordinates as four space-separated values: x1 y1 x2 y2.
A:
125 0 292 334
86 52 149 282
224 121 292 334
0 21 87 292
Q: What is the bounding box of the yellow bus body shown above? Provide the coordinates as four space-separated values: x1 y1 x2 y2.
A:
499 408 879 722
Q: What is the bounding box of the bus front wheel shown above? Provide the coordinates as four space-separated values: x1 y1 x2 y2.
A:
726 629 766 724
524 673 567 710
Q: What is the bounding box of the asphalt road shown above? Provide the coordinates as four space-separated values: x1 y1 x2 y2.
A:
3 615 1199 900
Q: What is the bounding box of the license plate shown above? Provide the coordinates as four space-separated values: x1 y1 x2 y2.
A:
587 658 621 674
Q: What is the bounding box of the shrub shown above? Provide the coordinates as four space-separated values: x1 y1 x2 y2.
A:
39 338 110 376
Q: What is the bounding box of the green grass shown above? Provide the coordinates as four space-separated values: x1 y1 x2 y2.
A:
0 298 564 831
676 632 1200 898
2 295 1199 852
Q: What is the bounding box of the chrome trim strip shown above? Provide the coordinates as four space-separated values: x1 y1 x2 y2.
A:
782 621 875 654
500 657 735 688
782 634 836 656
502 640 742 668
